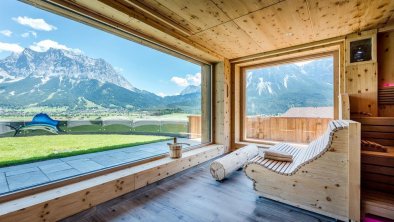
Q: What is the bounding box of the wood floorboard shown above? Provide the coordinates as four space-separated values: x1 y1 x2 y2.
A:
62 161 336 222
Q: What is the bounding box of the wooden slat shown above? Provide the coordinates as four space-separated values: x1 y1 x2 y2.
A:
353 117 394 126
363 181 394 194
362 190 394 220
362 153 394 167
362 131 394 138
362 125 394 133
362 172 394 186
362 164 394 176
362 138 394 146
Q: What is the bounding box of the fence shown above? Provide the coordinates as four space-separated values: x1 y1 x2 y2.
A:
0 119 190 138
245 116 332 143
187 115 331 144
0 116 329 143
187 115 202 139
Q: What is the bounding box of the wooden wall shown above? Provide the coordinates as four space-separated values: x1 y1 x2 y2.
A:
378 30 394 117
345 31 378 116
245 117 332 144
191 115 331 144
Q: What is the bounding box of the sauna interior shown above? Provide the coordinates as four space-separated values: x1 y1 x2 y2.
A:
0 0 393 221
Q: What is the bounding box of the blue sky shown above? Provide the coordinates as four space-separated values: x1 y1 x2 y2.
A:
0 0 201 96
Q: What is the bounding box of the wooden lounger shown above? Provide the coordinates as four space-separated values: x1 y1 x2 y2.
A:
244 120 361 221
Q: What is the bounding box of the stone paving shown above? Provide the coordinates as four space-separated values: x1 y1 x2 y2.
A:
0 138 199 195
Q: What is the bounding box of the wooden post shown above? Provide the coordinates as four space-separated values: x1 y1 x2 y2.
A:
214 59 231 152
348 121 361 221
201 64 211 143
339 93 350 120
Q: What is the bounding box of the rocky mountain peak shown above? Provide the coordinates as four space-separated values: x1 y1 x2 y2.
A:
0 47 135 91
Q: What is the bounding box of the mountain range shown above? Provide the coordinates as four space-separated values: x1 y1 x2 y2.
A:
0 48 201 111
0 48 333 115
246 57 333 115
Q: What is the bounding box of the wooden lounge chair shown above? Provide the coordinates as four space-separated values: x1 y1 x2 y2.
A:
244 120 361 221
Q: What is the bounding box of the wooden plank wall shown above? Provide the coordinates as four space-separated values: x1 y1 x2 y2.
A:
245 117 331 144
378 30 394 117
345 30 378 116
191 115 331 144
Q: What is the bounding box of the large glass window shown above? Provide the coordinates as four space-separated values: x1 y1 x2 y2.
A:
0 0 210 194
243 56 334 144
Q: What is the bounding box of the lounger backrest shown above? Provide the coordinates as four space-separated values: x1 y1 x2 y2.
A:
248 120 349 175
302 120 349 163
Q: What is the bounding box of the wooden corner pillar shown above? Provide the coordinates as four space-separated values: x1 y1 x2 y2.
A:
213 59 231 153
348 121 361 221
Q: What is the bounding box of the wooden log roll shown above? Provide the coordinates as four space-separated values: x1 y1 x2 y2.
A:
210 144 259 181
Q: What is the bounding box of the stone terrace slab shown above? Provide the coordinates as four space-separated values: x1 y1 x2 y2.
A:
0 138 199 195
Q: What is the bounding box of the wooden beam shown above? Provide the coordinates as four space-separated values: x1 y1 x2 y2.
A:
94 0 224 60
24 0 221 63
0 145 225 222
121 0 192 36
230 36 345 64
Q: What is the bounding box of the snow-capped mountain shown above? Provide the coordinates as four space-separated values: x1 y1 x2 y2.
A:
0 48 165 109
0 48 134 90
246 58 334 115
180 85 201 95
0 48 201 110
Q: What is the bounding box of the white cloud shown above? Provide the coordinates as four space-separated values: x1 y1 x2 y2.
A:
21 31 37 38
170 72 201 87
12 16 57 31
0 30 12 37
171 76 189 87
0 42 23 53
186 72 201 85
29 40 82 53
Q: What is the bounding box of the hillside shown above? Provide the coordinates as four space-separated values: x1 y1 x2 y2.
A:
245 57 333 115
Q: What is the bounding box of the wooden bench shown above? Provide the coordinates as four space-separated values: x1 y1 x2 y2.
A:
352 117 394 220
362 190 394 220
251 120 348 176
352 117 394 193
244 120 361 221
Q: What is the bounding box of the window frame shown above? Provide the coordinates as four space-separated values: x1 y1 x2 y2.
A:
0 2 213 201
239 52 338 145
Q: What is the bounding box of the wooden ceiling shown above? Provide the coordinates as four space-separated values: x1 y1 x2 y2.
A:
30 0 394 62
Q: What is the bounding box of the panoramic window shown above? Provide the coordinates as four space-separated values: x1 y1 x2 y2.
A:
243 56 334 144
0 0 210 194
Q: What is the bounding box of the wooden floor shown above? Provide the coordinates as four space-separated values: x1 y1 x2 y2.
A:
62 161 335 222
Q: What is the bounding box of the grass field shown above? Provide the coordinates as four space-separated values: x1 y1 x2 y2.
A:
0 134 170 167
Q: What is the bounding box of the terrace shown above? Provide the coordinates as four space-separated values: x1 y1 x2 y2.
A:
0 1 393 222
0 116 201 194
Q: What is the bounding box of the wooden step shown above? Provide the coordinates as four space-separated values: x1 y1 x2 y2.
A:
362 190 394 220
